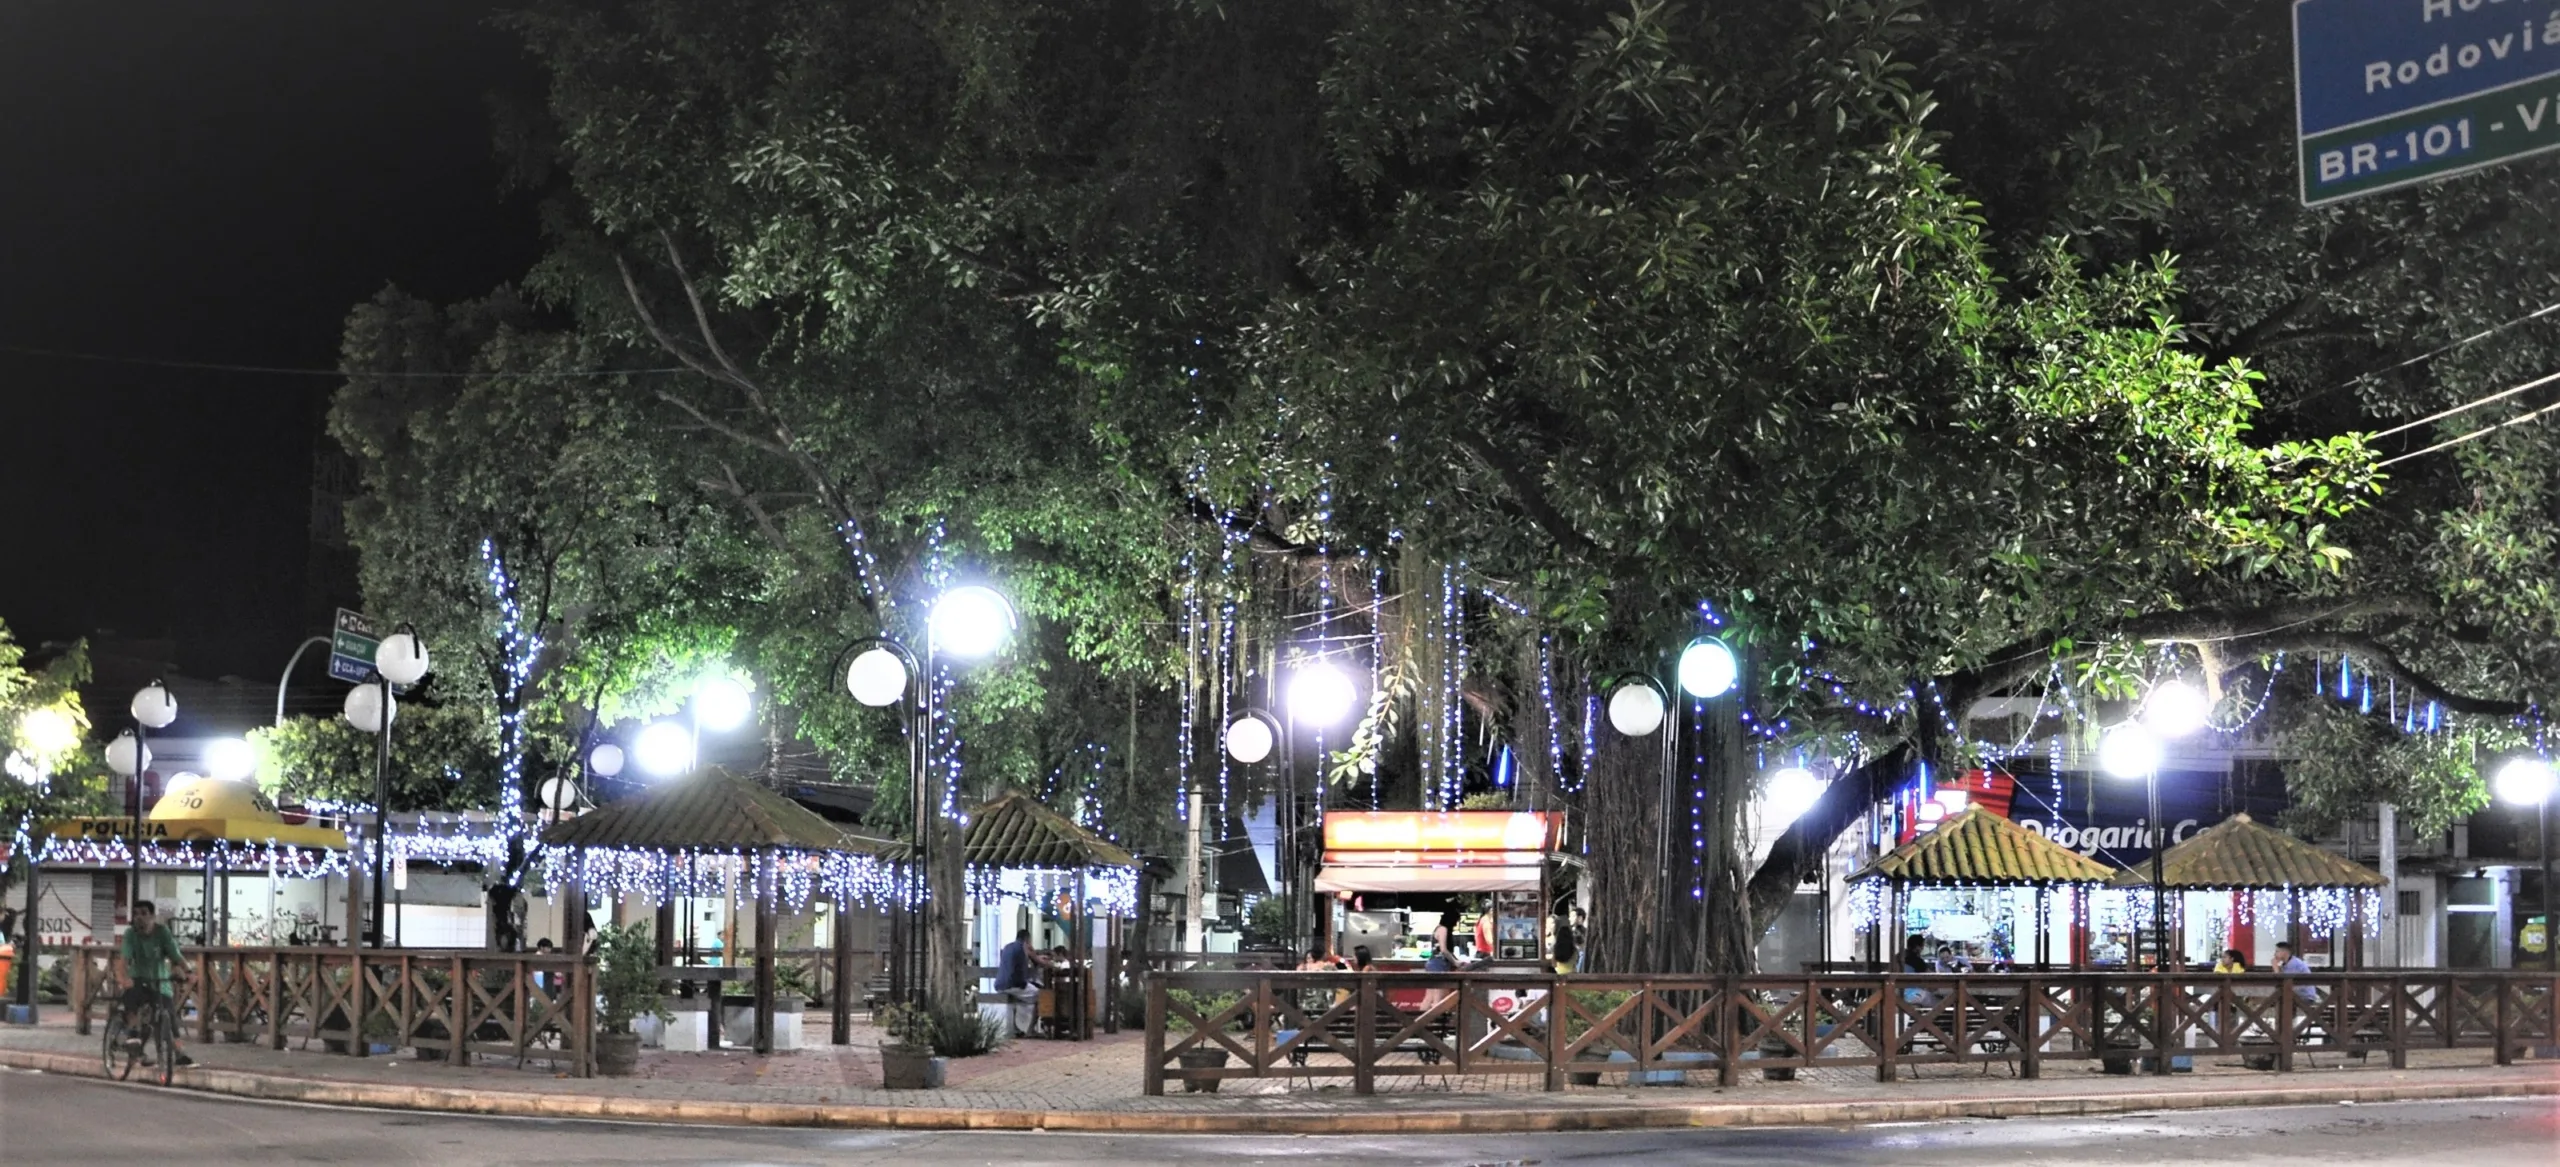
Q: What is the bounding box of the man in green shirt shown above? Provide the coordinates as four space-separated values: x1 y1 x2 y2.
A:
114 900 192 1066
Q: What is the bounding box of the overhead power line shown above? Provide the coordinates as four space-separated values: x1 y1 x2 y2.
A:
2377 380 2560 467
2284 296 2560 413
2367 368 2560 441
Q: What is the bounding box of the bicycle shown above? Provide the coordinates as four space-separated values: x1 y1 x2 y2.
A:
102 985 178 1086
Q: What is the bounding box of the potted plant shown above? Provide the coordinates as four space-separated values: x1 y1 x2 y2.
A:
773 963 815 1013
1166 988 1247 1092
593 923 668 1077
877 1002 946 1089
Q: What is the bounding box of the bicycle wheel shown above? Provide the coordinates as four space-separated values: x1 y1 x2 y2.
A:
152 1002 176 1086
107 1005 140 1081
100 1004 123 1079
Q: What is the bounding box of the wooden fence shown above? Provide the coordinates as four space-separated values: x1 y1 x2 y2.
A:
70 944 592 1077
1144 969 2559 1095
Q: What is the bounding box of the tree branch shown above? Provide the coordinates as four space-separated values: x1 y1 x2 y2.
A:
1450 428 1601 559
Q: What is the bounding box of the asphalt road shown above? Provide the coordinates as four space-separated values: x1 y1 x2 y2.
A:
1 1067 2553 1165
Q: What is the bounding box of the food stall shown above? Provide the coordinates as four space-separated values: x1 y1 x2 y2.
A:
1312 810 1568 989
1845 805 2113 970
2107 811 2388 969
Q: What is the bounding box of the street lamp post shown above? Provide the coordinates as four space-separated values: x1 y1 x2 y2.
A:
841 584 1016 1010
123 682 178 906
1603 636 1736 973
2493 756 2557 970
2100 721 2170 969
347 629 430 949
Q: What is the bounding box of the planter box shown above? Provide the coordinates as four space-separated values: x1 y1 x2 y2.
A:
597 1031 642 1077
881 1047 945 1090
662 1000 710 1052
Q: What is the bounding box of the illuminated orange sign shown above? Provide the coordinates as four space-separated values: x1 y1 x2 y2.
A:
1322 811 1561 854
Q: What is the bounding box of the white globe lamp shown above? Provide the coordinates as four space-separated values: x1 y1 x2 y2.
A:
1606 682 1667 737
2141 681 2212 738
634 720 695 778
1285 662 1357 728
104 730 151 776
694 676 754 732
1762 765 1823 826
930 584 1016 660
2493 756 2557 807
1224 715 1277 765
588 742 626 779
203 737 257 782
845 647 910 707
1676 639 1738 700
131 682 177 729
342 684 395 734
374 632 432 687
2098 722 2164 779
17 707 77 756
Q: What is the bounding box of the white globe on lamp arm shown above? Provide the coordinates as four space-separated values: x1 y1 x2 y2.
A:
588 742 625 779
930 584 1017 660
1224 714 1277 764
845 647 911 707
1606 681 1668 737
131 682 177 729
2098 721 2164 779
633 720 695 778
1286 662 1357 727
1762 765 1824 826
1677 639 1738 700
103 730 151 776
2141 681 2212 738
342 684 396 734
373 632 432 687
2494 756 2557 806
203 737 257 782
694 676 754 732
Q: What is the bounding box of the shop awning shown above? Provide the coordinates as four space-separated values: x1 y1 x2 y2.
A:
1314 864 1545 894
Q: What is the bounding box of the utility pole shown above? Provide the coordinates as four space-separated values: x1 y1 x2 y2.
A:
1184 791 1205 955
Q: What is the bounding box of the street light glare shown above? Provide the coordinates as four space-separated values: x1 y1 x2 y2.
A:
1606 682 1667 737
2142 681 2212 738
634 720 695 778
694 676 754 732
2098 722 2165 779
846 647 910 707
1676 639 1738 700
17 707 77 756
204 737 257 782
1286 662 1358 727
2492 756 2557 807
1224 715 1276 764
931 584 1016 660
1762 765 1823 825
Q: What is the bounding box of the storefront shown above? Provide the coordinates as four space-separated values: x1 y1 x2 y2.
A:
1310 810 1570 973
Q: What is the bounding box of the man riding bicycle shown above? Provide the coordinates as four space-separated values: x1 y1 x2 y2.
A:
113 900 193 1067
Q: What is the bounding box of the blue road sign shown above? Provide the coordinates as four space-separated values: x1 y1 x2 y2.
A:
2297 0 2560 203
327 607 383 686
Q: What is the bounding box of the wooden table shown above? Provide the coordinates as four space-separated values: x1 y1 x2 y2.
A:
1040 964 1090 1040
658 964 753 1049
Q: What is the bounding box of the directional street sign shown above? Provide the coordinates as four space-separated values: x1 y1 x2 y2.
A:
2297 0 2560 204
328 607 385 686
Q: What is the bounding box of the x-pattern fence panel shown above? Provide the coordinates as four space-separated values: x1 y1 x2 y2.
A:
1143 969 2559 1095
71 945 592 1077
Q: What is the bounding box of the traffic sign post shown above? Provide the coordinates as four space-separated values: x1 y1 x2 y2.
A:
2296 0 2560 204
328 608 383 685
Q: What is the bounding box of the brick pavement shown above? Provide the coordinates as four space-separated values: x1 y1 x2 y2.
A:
2 1008 2551 1131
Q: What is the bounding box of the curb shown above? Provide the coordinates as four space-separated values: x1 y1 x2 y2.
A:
2 1046 2553 1134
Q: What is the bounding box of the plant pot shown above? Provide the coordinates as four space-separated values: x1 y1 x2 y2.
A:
597 1031 642 1077
1759 1038 1799 1081
413 1019 449 1062
881 1045 945 1090
1175 1046 1230 1093
2099 1052 2136 1075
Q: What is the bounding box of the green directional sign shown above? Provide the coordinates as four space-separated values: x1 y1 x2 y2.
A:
2303 71 2560 204
328 607 385 686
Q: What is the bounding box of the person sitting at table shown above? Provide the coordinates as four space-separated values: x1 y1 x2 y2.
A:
1350 945 1375 972
2214 948 2249 974
995 928 1041 1037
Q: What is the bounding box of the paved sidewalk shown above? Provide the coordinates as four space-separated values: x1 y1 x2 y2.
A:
2 1010 2551 1133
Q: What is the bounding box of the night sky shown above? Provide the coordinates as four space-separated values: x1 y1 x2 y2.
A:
0 2 539 679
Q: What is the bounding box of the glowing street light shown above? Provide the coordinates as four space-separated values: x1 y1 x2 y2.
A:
1285 662 1358 728
1676 638 1738 700
1223 713 1278 765
588 742 626 779
17 707 77 757
1606 680 1668 737
930 584 1016 660
634 720 696 778
1762 765 1824 827
203 737 256 783
2494 756 2558 807
2101 720 2171 966
694 676 754 732
845 647 910 707
2141 681 2212 739
103 730 151 777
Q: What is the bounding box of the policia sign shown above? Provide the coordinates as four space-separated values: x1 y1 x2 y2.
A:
2297 0 2560 203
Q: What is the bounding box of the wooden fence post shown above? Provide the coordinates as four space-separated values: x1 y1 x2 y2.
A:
2494 978 2513 1066
449 952 470 1067
194 949 213 1043
346 948 369 1058
1354 973 1377 1096
267 950 288 1050
1544 972 1565 1093
2275 977 2295 1072
2021 976 2042 1080
1141 974 1166 1096
1877 974 1899 1083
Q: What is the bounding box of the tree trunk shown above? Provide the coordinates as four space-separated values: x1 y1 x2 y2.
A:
1580 726 1662 973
